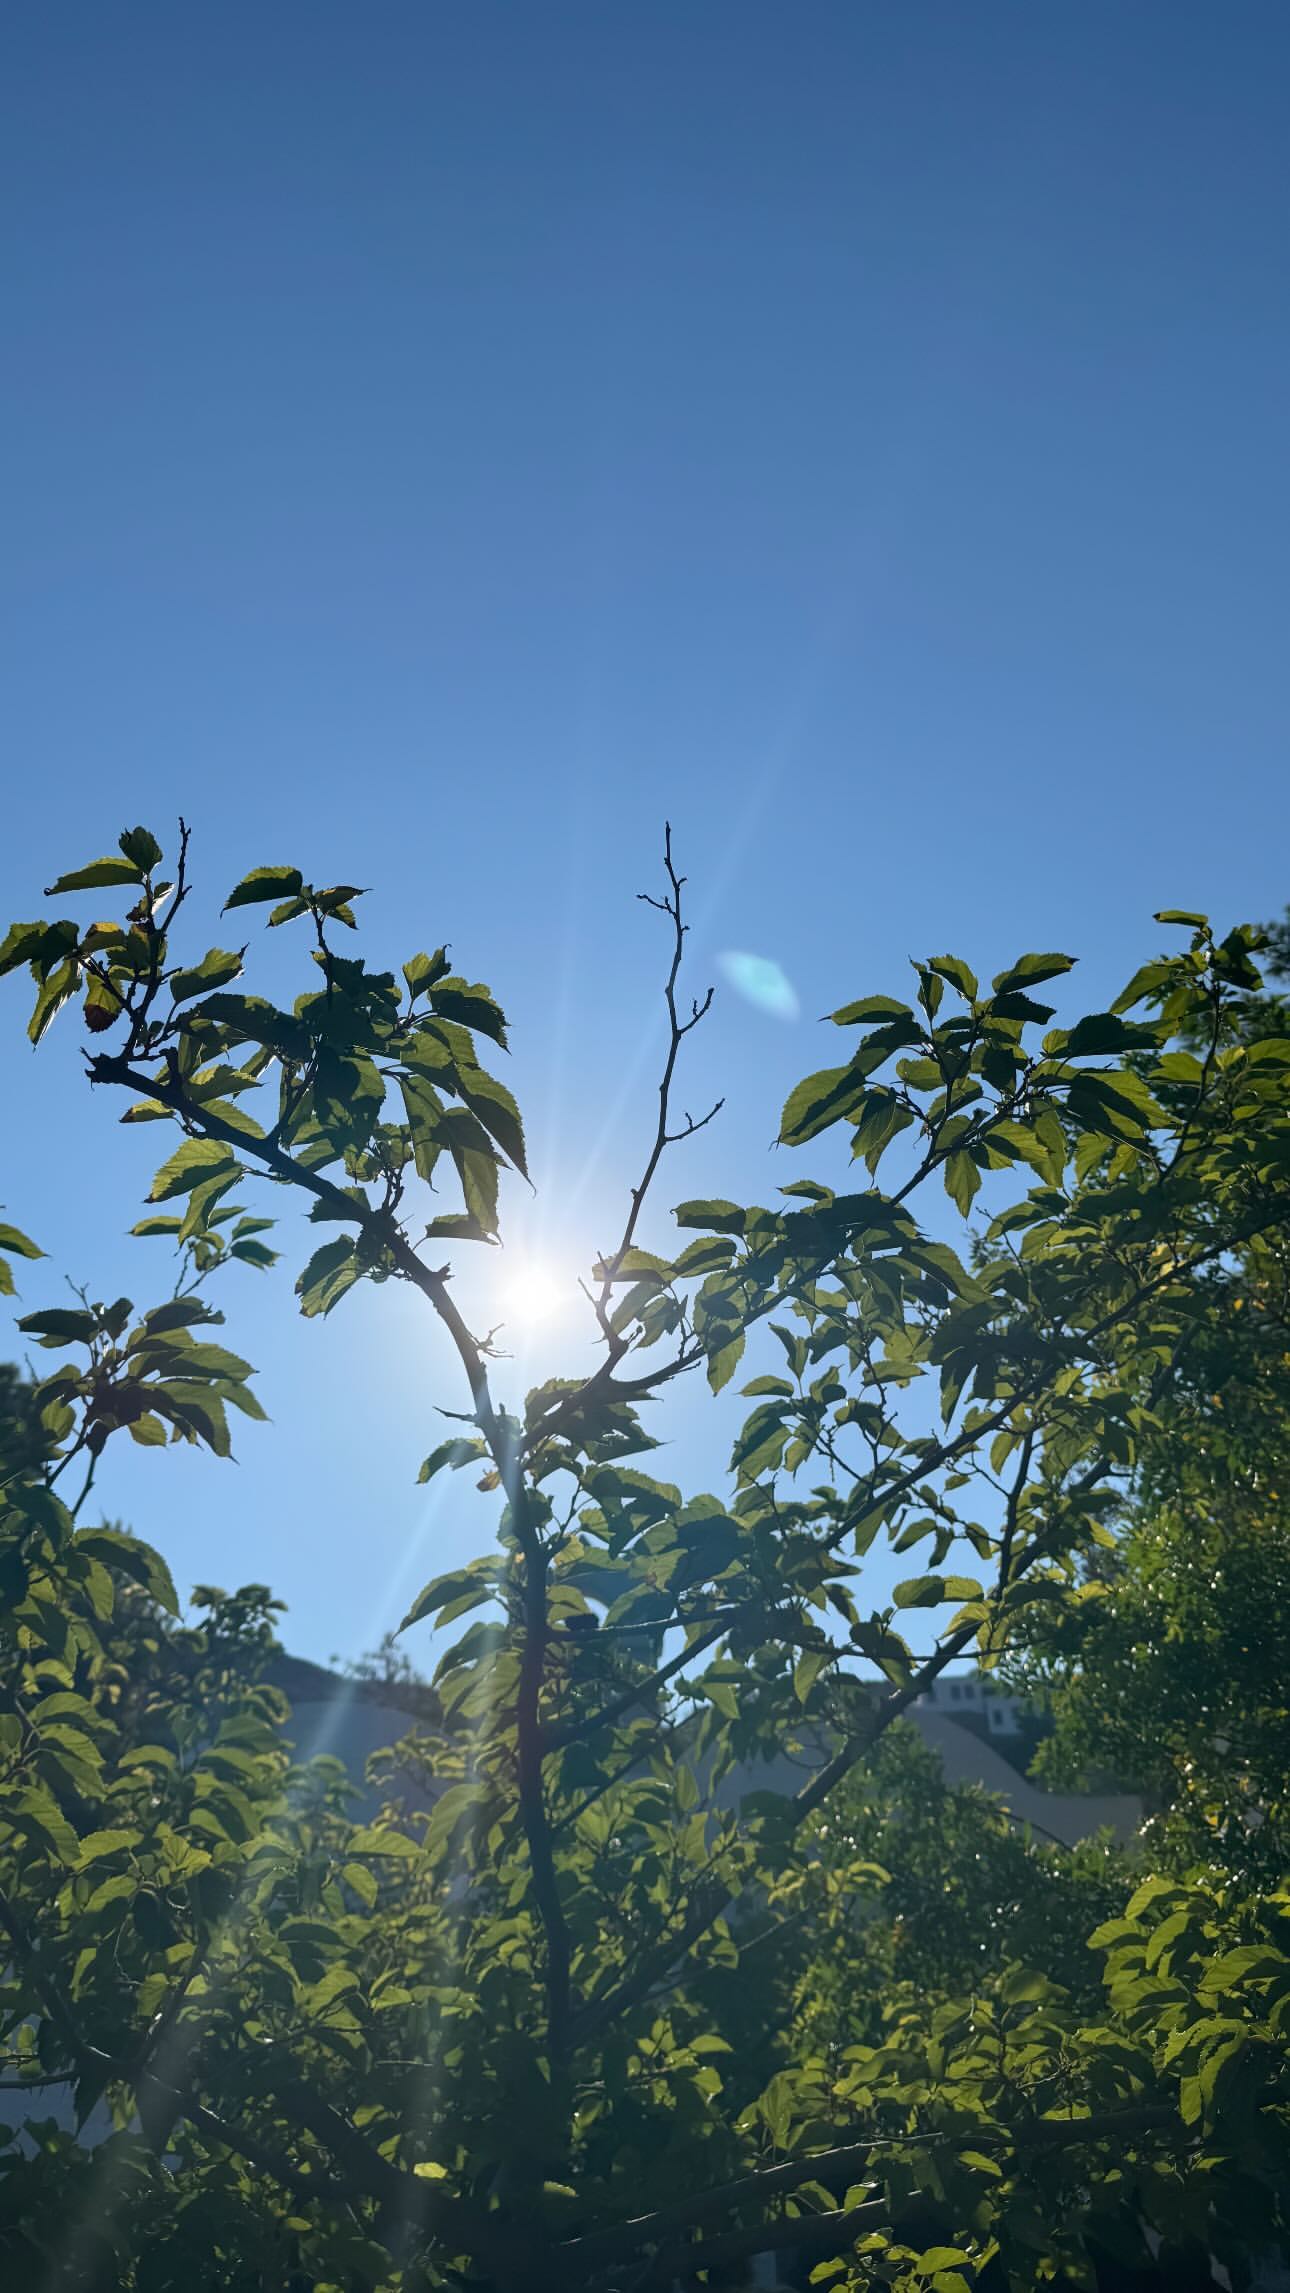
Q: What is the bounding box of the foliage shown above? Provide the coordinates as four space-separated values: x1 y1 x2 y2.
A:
1 824 1288 2289
1014 1209 1290 1888
1010 913 1290 1886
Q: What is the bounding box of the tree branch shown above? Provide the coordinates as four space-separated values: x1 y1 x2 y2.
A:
559 2104 1181 2279
545 1615 730 1752
513 1503 574 2063
522 825 716 1458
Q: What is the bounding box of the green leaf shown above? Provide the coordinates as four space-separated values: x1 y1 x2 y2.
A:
438 1108 501 1235
986 991 1056 1024
943 1150 981 1217
118 827 163 871
928 955 978 1000
29 961 78 1043
400 1567 496 1632
230 1237 277 1269
1111 957 1175 1013
991 952 1076 995
417 1438 488 1483
850 1090 916 1176
75 1827 139 1868
5 1786 78 1863
296 1236 361 1318
1054 1013 1161 1058
893 1574 955 1608
829 995 912 1027
149 1139 241 1201
674 1200 746 1234
170 947 245 1002
708 1332 746 1393
1154 909 1208 928
400 1074 446 1183
454 1066 529 1180
16 1308 98 1347
347 1825 422 1860
671 1236 738 1283
223 865 305 912
44 857 143 894
74 1530 179 1615
312 1050 386 1157
780 1064 866 1147
428 977 509 1048
958 2151 1002 2178
794 1649 828 1703
404 948 450 994
137 1302 218 1343
0 1222 43 1261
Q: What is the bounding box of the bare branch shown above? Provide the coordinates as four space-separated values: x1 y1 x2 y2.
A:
523 825 717 1458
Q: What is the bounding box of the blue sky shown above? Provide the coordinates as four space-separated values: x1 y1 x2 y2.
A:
2 3 1288 1662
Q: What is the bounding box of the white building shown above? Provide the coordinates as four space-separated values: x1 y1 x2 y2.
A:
913 1669 1023 1738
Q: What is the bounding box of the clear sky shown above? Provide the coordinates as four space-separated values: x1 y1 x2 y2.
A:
3 4 1288 1663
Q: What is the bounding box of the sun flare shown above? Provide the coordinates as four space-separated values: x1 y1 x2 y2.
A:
499 1259 568 1329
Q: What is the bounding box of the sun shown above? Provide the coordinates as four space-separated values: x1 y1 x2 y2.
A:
499 1259 567 1329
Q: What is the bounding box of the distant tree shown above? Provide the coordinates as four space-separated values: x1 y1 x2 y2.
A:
1012 954 1290 1881
1 832 1288 2290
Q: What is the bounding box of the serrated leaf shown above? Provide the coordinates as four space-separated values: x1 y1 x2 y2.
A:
794 1649 828 1703
454 1065 528 1180
404 947 450 993
708 1332 745 1393
170 947 245 1002
75 1828 139 1868
296 1236 360 1318
780 1064 866 1147
928 954 978 1000
128 1413 168 1445
1055 1012 1161 1058
428 977 508 1047
417 1438 488 1483
141 1298 222 1336
44 857 143 894
348 1825 422 1859
16 1308 98 1347
991 952 1076 996
29 960 78 1043
223 866 305 912
5 1786 78 1863
118 826 163 871
400 1073 446 1183
829 995 912 1027
149 1139 240 1201
943 1150 981 1216
893 1574 952 1608
400 1567 496 1632
74 1530 178 1615
674 1199 746 1234
0 1222 42 1261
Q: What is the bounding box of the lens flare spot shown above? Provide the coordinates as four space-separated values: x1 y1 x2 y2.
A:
717 950 800 1022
